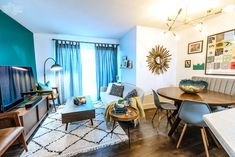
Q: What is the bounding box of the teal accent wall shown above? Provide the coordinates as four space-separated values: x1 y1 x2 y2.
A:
0 10 37 79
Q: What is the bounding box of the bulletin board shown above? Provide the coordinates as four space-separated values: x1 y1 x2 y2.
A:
205 29 235 75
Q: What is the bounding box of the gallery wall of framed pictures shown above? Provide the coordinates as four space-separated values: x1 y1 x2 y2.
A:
205 29 235 75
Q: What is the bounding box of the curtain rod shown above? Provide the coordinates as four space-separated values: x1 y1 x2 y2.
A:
52 38 119 46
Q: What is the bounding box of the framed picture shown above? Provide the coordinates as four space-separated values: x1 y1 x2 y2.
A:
185 60 191 68
205 29 235 75
188 40 203 54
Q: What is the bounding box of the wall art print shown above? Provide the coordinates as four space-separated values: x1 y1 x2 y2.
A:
188 40 203 54
205 29 235 75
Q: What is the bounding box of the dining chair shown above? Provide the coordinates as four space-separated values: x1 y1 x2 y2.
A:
176 100 212 157
151 89 177 129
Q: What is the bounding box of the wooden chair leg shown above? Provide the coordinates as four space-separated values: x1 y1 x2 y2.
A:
203 127 209 147
151 109 158 122
176 123 187 148
201 127 210 157
19 133 28 152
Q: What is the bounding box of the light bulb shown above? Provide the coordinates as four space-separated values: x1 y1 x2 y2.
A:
223 5 235 13
195 23 203 32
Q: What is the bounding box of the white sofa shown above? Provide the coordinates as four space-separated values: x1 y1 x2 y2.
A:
100 83 144 106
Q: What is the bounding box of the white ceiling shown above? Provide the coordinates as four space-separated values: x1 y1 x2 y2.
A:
0 0 234 39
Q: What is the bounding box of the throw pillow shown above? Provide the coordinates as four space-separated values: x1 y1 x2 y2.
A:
124 89 138 100
110 84 124 97
37 81 52 90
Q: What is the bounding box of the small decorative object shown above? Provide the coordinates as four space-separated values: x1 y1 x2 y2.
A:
188 40 203 54
185 60 191 68
193 63 205 70
179 79 208 94
74 96 86 105
120 56 133 69
205 29 235 75
146 45 171 75
114 99 127 114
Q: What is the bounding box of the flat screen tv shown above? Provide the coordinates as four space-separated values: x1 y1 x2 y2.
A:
0 66 35 112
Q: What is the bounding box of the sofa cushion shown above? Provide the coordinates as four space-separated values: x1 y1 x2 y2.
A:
110 84 124 97
124 89 138 100
100 92 122 105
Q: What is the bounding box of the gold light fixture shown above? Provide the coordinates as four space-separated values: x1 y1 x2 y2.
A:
163 4 235 39
146 45 171 75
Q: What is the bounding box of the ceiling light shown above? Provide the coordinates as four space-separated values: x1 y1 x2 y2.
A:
162 3 234 36
223 5 235 13
173 33 180 40
195 22 204 32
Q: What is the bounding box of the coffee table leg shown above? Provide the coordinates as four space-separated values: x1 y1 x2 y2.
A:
90 119 93 125
65 123 68 131
111 120 116 138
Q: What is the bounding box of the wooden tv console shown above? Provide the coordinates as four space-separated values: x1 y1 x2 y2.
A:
12 96 49 141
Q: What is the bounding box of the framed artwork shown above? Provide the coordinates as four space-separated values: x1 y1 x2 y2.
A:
185 60 191 68
205 29 235 75
188 40 203 54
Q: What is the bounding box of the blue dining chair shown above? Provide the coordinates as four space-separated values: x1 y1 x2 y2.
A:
152 89 177 129
176 100 212 157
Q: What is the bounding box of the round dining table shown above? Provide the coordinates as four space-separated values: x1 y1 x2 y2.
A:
157 87 235 136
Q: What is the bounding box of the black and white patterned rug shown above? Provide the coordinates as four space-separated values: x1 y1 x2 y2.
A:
21 103 128 157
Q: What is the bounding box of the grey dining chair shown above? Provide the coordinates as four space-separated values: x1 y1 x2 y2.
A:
176 100 213 157
151 89 177 129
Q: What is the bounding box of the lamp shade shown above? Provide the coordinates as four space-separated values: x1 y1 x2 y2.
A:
50 63 62 71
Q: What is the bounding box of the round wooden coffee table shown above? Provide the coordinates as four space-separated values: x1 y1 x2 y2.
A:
109 106 138 148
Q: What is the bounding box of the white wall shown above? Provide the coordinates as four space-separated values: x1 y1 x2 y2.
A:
33 33 119 85
136 26 178 93
119 27 137 85
176 13 235 83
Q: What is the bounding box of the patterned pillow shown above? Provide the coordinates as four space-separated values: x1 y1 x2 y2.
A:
110 84 124 97
124 89 138 100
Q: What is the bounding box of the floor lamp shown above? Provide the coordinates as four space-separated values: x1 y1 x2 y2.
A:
44 57 62 83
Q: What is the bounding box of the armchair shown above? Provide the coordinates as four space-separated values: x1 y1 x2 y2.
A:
0 112 28 156
35 86 61 112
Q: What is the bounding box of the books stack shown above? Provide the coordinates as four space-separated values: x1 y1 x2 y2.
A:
114 104 127 114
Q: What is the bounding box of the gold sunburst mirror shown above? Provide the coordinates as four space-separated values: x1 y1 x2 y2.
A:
146 45 172 75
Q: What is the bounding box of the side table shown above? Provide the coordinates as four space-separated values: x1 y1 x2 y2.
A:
109 106 138 148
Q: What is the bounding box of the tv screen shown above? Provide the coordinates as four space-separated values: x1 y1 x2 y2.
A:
0 66 35 112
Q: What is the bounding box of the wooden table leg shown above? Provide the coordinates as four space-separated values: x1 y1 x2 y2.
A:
127 122 131 149
168 116 181 136
65 123 68 131
111 120 116 138
90 119 93 125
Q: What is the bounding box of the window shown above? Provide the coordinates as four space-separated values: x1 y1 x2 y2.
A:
80 43 97 100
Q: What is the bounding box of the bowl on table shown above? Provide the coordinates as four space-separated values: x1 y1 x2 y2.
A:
179 79 208 94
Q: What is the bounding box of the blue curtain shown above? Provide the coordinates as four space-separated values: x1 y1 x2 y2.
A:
55 40 83 103
95 44 118 99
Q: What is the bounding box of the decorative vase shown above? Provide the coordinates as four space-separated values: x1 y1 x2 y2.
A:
179 79 208 94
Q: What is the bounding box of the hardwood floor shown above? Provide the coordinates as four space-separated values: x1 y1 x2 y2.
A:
3 109 228 157
77 109 228 157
